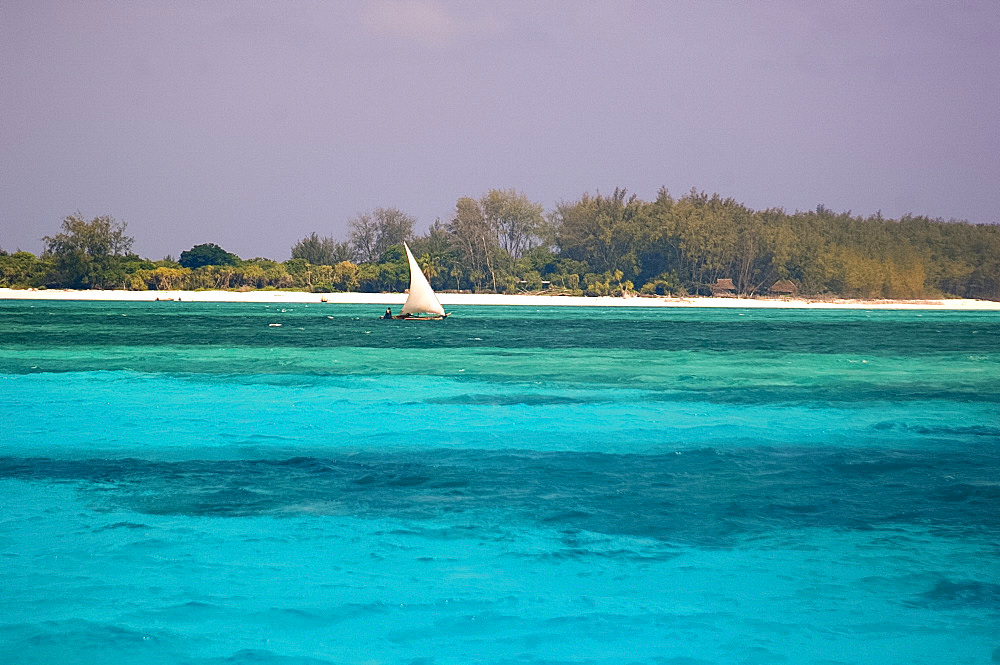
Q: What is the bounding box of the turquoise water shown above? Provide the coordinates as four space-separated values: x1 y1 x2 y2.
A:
1 301 998 664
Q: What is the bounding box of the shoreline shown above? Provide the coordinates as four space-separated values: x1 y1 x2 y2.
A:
2 287 999 310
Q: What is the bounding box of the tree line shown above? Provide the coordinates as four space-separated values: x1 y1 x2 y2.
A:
2 188 998 299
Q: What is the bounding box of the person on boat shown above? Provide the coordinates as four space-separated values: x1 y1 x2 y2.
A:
383 307 393 319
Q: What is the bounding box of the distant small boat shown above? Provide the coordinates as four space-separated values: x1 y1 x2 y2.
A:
391 243 448 320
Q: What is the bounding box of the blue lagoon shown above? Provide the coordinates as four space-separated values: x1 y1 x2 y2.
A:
1 301 998 664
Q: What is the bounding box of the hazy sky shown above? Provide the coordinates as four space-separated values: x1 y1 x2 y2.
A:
2 1 998 259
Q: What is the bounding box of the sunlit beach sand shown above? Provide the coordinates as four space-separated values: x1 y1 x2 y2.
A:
2 287 998 309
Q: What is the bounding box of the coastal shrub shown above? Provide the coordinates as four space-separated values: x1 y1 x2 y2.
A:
517 270 543 291
548 272 580 291
494 274 519 294
640 272 684 296
147 267 189 290
331 261 360 292
583 270 633 297
0 251 51 288
125 273 148 290
184 267 217 290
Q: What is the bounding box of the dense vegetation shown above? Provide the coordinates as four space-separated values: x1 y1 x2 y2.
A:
2 189 998 299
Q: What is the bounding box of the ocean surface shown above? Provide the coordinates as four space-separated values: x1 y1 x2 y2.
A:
1 301 998 665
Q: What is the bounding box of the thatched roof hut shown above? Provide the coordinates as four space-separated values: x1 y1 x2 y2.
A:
770 279 798 295
711 278 736 296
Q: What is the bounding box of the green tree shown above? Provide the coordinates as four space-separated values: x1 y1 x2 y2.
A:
42 213 134 288
448 197 501 291
179 243 240 269
291 232 351 265
410 220 459 290
375 245 410 291
551 188 647 281
349 207 415 263
481 189 545 259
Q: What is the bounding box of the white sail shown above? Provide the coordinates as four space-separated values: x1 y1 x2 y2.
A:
400 243 446 316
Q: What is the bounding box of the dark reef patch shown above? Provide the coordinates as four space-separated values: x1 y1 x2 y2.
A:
3 446 997 547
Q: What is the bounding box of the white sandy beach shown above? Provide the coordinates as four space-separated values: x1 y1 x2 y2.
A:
2 287 999 309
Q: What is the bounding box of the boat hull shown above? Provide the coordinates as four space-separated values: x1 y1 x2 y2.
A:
392 313 448 320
